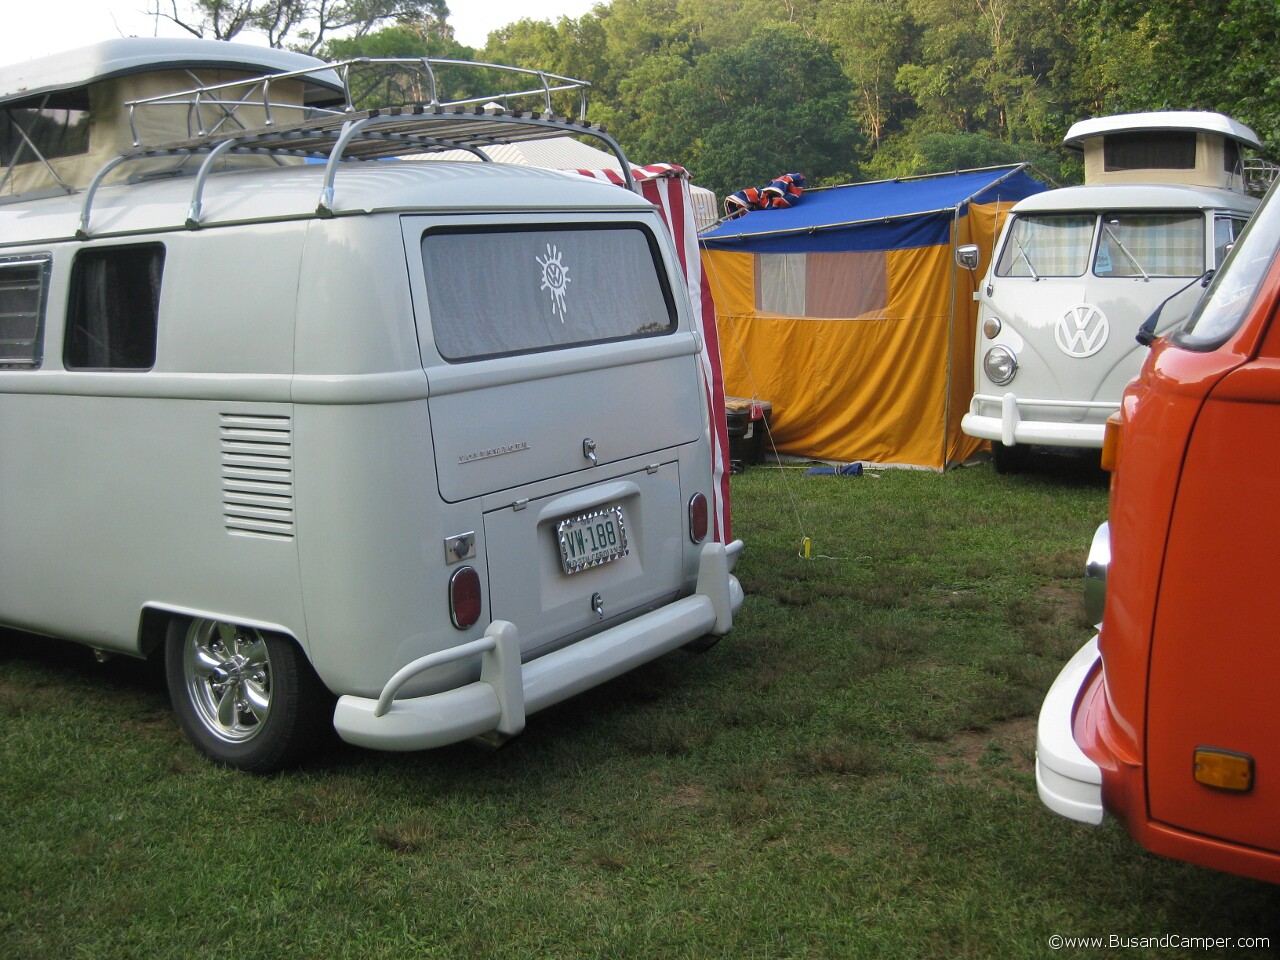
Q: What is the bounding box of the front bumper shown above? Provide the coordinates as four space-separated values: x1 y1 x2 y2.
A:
333 539 744 751
963 393 1116 448
1036 635 1105 825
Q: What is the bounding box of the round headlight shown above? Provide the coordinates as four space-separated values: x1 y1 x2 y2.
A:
983 346 1017 385
982 316 1002 339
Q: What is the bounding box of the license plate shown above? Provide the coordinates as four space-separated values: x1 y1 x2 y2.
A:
556 505 629 574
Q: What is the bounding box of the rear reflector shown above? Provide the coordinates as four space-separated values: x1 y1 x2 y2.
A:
1193 747 1253 792
688 493 709 543
449 566 482 630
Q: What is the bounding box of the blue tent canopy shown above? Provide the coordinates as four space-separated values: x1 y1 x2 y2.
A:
700 165 1047 254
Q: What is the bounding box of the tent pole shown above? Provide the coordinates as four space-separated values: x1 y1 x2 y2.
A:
942 204 963 470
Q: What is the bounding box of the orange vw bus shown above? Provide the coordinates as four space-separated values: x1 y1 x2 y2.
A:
1035 177 1280 884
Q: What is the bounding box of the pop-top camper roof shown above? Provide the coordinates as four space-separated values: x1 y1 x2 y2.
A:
0 39 345 199
1063 111 1262 151
0 37 628 209
0 38 344 106
1060 110 1272 194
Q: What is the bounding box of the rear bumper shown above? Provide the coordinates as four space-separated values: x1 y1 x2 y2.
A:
333 539 744 751
1036 635 1105 825
963 393 1116 448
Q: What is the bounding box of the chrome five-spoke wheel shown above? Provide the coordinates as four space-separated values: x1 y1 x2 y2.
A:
165 617 333 772
183 620 273 744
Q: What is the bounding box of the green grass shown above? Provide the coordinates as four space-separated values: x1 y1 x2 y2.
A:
2 457 1278 959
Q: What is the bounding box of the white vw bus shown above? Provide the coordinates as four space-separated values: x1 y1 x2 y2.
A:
959 112 1269 472
0 40 742 771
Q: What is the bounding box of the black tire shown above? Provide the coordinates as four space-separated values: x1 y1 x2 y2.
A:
991 442 1028 475
164 617 333 773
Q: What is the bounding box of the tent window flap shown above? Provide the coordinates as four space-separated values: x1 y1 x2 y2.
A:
754 251 888 319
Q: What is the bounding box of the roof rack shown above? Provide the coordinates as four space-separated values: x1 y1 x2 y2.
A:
75 57 632 237
1242 157 1280 198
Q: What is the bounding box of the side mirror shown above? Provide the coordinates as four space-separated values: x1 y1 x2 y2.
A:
956 244 980 271
1136 268 1215 346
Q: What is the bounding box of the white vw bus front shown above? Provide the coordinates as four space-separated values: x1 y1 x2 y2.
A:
961 184 1253 471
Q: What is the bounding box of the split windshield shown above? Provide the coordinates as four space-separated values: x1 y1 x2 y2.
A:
995 212 1206 279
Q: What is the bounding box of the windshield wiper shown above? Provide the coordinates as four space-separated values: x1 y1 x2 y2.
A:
1103 219 1150 280
1011 234 1040 280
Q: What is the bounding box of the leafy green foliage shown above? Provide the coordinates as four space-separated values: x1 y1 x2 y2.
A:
620 25 862 195
168 0 1278 189
1074 0 1280 145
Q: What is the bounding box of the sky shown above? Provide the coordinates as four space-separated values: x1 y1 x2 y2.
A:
0 0 600 66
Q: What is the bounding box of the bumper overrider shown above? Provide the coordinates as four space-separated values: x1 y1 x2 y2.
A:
963 393 1117 448
1036 521 1109 825
333 540 745 750
1036 636 1105 824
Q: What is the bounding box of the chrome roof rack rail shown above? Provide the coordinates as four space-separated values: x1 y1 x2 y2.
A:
71 57 631 237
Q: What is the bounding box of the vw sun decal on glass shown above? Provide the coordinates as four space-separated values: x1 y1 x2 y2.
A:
537 242 571 320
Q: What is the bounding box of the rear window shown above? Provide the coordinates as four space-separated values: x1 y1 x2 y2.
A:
422 225 676 361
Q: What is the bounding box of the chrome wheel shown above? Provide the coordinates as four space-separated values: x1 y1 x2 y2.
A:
182 619 273 744
166 616 333 771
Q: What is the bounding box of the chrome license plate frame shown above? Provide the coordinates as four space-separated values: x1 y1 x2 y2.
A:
556 505 629 574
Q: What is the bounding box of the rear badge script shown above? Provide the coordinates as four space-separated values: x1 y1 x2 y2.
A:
458 441 530 464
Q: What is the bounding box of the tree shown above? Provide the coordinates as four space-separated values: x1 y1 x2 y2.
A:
819 0 916 149
148 0 450 54
622 25 862 197
863 128 1071 181
318 21 479 106
1075 0 1280 148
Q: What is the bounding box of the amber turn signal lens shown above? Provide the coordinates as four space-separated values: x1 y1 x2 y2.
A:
1193 747 1254 792
1100 411 1123 472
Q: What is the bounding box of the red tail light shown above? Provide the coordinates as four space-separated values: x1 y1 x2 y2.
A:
688 493 709 543
449 566 482 629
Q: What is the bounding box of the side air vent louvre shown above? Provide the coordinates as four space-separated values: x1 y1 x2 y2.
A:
220 413 294 540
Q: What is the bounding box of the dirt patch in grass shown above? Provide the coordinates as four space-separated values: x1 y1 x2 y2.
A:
929 715 1037 782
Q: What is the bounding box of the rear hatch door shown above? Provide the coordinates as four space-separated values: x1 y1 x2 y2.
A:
404 211 706 652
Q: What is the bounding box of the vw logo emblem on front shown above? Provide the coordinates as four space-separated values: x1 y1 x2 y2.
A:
1055 303 1110 358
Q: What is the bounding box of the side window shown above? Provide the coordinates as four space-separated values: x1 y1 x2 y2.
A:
1178 188 1280 350
0 103 92 166
1104 131 1196 171
65 244 164 370
0 254 50 368
1214 216 1250 267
